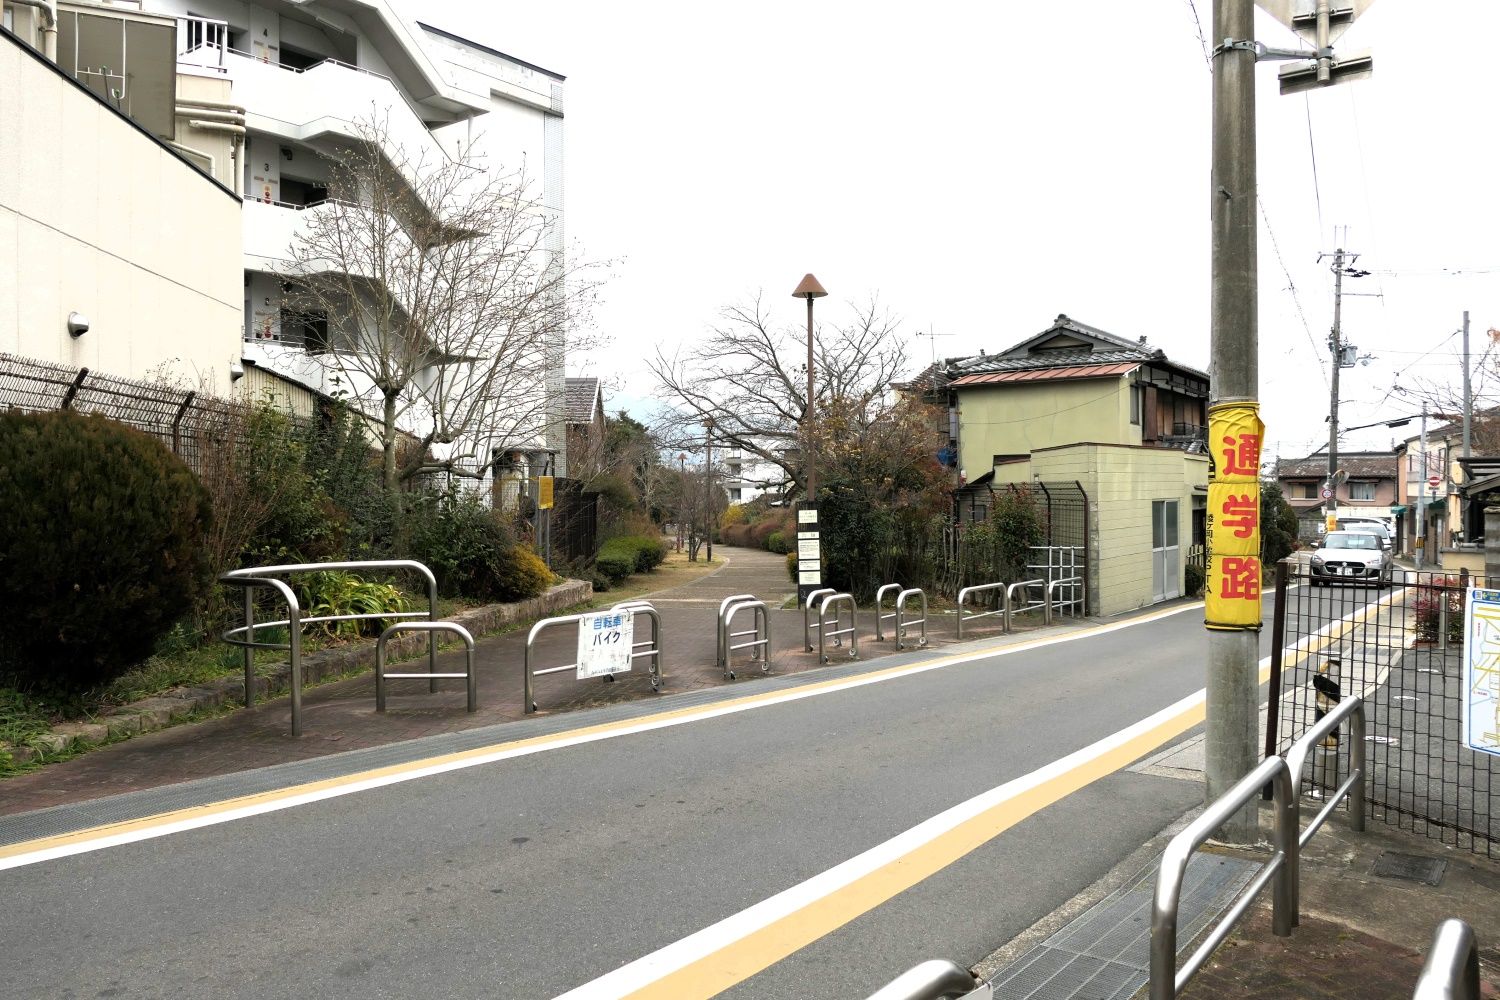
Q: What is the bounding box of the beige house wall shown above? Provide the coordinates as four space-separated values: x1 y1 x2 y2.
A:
0 31 242 396
956 376 1135 482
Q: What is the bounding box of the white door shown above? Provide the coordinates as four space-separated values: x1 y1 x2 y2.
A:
1152 500 1180 602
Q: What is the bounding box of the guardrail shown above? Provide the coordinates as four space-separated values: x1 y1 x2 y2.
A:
865 960 990 1000
804 587 839 651
1413 919 1480 1000
1044 576 1083 625
818 593 858 663
1004 578 1045 631
1151 755 1296 1000
221 559 440 737
375 622 476 713
875 583 905 641
1284 696 1365 920
896 588 928 650
720 599 771 679
523 603 663 713
955 582 1005 639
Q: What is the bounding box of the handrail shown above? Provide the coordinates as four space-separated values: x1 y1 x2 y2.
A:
818 593 858 664
1151 755 1296 1000
218 576 304 736
720 599 771 680
804 587 838 651
955 581 1005 638
896 588 928 650
717 593 756 666
864 959 988 1000
1003 578 1045 632
523 603 662 713
1044 576 1083 625
875 583 904 641
375 622 476 713
1412 919 1480 1000
1284 696 1366 922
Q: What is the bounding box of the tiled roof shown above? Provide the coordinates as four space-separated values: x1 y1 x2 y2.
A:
951 361 1140 386
1277 453 1396 479
954 348 1155 376
564 377 600 424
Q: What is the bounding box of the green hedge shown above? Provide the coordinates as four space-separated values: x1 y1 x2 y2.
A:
596 534 668 583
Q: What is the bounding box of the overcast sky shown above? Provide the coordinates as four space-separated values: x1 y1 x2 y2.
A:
422 1 1499 464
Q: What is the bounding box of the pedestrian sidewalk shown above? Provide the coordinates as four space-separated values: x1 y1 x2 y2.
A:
0 546 1069 816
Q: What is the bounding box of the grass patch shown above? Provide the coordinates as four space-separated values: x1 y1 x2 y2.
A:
0 689 53 746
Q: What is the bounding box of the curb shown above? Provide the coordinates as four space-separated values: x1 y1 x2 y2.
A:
1 580 592 770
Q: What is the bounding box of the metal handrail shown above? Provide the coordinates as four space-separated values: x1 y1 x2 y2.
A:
717 593 757 666
875 583 904 641
1044 576 1083 625
1003 578 1045 632
804 587 838 651
955 581 1005 638
1151 756 1296 1000
375 622 476 713
1284 696 1366 922
896 588 928 650
818 593 858 664
1413 920 1480 1000
523 603 662 713
720 599 771 680
218 576 304 736
864 960 988 1000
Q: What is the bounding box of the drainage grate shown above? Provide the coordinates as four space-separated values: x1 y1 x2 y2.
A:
1371 851 1447 886
989 853 1259 1000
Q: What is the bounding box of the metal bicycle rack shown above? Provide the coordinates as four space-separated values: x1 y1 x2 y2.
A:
864 959 989 999
874 583 904 641
719 599 771 679
955 582 1004 639
716 593 757 667
817 592 858 663
804 586 838 651
1413 920 1480 1000
1044 576 1084 625
375 621 476 713
523 602 662 713
1003 578 1045 631
895 588 928 650
221 559 441 737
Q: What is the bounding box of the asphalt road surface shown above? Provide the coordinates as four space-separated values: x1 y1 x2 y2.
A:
0 599 1289 1000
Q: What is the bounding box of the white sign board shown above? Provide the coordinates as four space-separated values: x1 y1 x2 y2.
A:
798 509 818 524
797 538 821 561
1463 588 1500 758
576 610 634 679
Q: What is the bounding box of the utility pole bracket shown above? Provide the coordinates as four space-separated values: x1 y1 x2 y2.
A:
1215 38 1331 61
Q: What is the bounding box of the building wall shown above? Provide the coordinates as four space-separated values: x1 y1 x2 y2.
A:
0 29 242 394
956 376 1133 482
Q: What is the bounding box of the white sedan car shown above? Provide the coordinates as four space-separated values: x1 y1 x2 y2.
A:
1310 530 1392 587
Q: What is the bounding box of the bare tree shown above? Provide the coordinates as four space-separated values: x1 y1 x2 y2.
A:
649 294 908 499
282 116 601 491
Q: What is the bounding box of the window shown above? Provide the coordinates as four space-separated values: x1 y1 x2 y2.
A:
279 307 329 352
1130 384 1142 425
729 489 742 502
1293 482 1318 499
1349 481 1376 501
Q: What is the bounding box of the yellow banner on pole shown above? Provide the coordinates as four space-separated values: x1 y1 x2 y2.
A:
537 475 554 510
1205 402 1264 631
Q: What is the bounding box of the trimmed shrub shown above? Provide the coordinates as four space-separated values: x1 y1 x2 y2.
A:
596 535 666 579
492 544 553 601
401 491 519 601
0 410 214 694
766 530 790 555
722 524 753 547
1184 562 1205 599
595 546 635 584
721 503 749 529
786 551 798 582
749 520 779 548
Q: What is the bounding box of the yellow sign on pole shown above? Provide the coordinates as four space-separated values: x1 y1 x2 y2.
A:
537 475 554 511
1205 402 1265 632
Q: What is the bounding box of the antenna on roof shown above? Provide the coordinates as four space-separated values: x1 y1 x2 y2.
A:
914 326 951 367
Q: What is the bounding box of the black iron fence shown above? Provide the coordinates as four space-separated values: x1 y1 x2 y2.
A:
1269 560 1498 856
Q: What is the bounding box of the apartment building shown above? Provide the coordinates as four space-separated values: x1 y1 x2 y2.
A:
5 0 570 482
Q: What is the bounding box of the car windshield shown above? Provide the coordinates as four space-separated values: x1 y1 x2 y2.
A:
1325 532 1379 550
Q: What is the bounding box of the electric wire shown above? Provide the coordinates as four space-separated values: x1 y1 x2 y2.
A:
1261 197 1328 389
1305 96 1325 243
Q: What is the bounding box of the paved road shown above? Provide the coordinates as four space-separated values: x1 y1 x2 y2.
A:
0 599 1286 1000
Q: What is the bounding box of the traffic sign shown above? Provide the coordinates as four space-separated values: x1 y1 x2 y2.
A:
1320 487 1332 499
1428 475 1442 490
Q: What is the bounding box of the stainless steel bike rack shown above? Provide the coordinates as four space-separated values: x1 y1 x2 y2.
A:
955 581 1004 639
895 588 928 650
1413 919 1480 1000
804 586 838 650
1003 578 1045 631
720 599 771 679
864 959 990 1000
375 621 477 713
1284 696 1365 922
1044 576 1084 625
875 583 904 641
716 593 757 666
221 559 440 737
1151 755 1296 1000
818 592 857 663
523 602 662 713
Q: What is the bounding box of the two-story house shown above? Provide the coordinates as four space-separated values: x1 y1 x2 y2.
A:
924 314 1211 616
1275 451 1398 542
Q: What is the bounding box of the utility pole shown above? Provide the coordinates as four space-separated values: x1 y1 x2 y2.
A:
703 418 714 563
1205 0 1261 845
1463 310 1472 540
1417 401 1428 569
1326 248 1345 533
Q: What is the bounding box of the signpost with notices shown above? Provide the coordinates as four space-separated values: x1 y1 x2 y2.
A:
796 505 822 603
576 609 634 679
1463 588 1500 758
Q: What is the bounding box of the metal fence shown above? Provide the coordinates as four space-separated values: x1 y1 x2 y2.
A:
1269 561 1499 856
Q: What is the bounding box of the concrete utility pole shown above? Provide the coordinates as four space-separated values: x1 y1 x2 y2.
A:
1463 310 1472 460
1326 248 1345 531
1206 0 1261 844
1417 401 1428 569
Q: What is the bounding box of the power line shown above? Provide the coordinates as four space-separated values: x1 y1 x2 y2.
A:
1304 96 1324 241
1183 0 1211 69
1259 197 1327 388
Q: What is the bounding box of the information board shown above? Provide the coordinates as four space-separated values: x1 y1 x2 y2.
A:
576 610 634 679
1463 587 1500 758
796 505 822 602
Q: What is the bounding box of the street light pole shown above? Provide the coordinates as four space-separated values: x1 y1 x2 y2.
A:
792 274 828 502
703 417 714 563
676 452 688 553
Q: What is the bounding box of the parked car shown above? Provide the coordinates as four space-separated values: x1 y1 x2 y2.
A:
1310 530 1392 587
